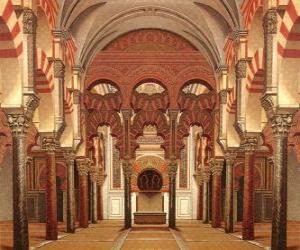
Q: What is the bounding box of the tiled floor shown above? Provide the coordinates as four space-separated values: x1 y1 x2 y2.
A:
234 222 300 250
1 220 299 250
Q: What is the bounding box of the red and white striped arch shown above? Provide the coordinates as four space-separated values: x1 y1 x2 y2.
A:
278 0 300 58
64 87 73 114
65 35 77 67
224 36 235 67
0 0 22 58
227 87 236 114
241 0 263 29
37 0 59 29
246 48 264 93
36 48 53 93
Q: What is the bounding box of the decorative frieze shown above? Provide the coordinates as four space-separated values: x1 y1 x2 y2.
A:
22 8 37 34
112 145 121 188
179 148 187 188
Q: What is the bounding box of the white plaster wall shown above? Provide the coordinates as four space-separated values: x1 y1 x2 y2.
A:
0 148 13 221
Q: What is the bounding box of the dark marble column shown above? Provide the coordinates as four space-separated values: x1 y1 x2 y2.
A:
194 169 203 220
224 152 236 233
211 159 224 228
123 158 133 229
270 114 292 250
168 158 178 229
90 167 98 224
76 158 90 228
241 137 257 240
7 112 30 250
202 168 211 224
64 151 76 233
42 136 59 240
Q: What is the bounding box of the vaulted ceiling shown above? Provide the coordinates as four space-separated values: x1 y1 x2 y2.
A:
56 0 242 70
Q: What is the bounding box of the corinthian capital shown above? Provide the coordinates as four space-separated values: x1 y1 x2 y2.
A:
241 136 258 152
271 114 293 136
76 158 91 176
22 8 37 34
6 111 29 135
224 151 237 165
41 136 59 152
210 159 224 176
263 8 278 35
25 94 39 120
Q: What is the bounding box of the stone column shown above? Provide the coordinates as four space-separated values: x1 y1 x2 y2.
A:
202 167 211 224
168 158 178 228
224 152 236 233
22 8 37 95
42 136 59 240
122 158 133 229
90 166 99 224
97 173 105 220
7 111 30 250
241 137 257 240
270 114 292 250
194 168 203 220
211 159 224 228
76 158 90 228
64 151 76 233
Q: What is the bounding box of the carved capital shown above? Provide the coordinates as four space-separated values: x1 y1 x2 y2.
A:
22 8 37 34
263 8 278 35
267 156 274 166
235 59 247 79
53 59 65 78
76 158 91 176
271 114 293 137
168 109 179 121
224 151 237 166
63 149 76 163
241 136 258 152
73 89 81 104
24 94 39 120
7 112 29 135
121 109 132 120
219 89 227 104
41 136 59 152
210 159 224 176
261 94 276 119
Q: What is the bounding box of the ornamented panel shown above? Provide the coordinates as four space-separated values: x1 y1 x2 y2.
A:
179 148 188 188
112 145 121 188
132 156 169 192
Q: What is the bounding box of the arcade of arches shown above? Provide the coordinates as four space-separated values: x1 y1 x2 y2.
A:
0 1 300 250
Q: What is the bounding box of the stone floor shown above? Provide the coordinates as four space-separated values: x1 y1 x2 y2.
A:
0 220 299 250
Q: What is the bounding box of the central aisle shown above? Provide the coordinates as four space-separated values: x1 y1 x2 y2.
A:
35 220 265 250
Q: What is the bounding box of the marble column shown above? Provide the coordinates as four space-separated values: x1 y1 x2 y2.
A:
7 112 30 250
195 169 203 220
97 175 105 220
42 136 58 240
224 152 236 233
242 137 257 240
122 158 133 229
270 114 292 250
168 158 178 229
211 159 224 228
64 151 76 233
202 168 211 224
76 158 90 228
90 167 98 224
